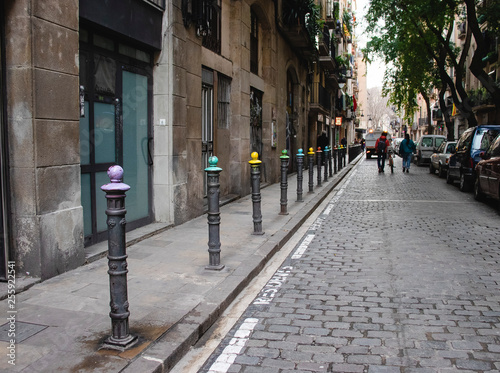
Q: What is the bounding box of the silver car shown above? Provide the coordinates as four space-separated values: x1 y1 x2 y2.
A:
415 134 447 166
429 140 457 178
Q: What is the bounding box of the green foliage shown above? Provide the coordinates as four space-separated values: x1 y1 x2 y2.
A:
477 1 500 37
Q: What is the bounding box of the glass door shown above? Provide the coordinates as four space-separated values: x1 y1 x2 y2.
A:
79 36 152 247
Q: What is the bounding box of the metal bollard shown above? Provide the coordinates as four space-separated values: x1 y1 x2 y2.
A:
205 156 224 270
343 146 347 166
323 146 329 182
249 152 264 235
308 147 315 193
279 149 289 215
296 148 304 202
316 147 322 186
329 145 333 177
338 146 343 171
101 165 137 351
333 146 338 174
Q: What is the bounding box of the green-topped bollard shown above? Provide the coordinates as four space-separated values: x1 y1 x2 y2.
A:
279 149 289 215
308 147 315 193
204 156 224 270
296 149 304 202
316 147 322 186
323 146 329 182
249 152 264 235
338 145 343 171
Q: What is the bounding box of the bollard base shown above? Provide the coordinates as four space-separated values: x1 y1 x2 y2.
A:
279 212 289 216
101 334 138 351
205 264 225 271
252 231 265 235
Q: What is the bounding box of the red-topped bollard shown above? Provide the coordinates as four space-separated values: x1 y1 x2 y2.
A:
101 165 137 351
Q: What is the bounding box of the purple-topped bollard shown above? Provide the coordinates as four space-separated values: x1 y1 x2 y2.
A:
101 165 137 351
249 152 264 235
204 156 224 270
279 149 289 215
308 147 315 193
296 148 304 202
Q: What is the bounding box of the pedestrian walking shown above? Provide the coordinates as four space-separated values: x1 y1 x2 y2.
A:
375 131 390 173
317 130 329 164
399 133 416 173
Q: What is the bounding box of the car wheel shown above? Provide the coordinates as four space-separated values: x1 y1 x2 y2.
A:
438 165 445 178
459 173 472 192
417 157 422 166
474 177 484 201
446 168 454 184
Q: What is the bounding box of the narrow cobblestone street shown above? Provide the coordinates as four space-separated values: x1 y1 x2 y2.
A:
199 157 500 373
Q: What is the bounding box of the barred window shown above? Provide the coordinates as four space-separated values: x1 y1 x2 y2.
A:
218 74 231 129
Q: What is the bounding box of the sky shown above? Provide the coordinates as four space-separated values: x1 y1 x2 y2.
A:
354 0 385 88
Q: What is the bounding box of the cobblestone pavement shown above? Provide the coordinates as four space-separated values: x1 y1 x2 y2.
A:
198 157 500 373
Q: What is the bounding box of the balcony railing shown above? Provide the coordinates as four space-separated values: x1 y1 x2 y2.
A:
310 83 331 112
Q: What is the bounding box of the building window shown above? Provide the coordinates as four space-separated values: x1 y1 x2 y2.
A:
218 74 231 129
250 10 259 75
202 0 221 54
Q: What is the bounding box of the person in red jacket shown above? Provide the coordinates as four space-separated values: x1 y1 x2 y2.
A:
375 131 391 173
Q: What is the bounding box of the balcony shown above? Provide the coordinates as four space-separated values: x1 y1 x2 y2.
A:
309 83 332 115
318 28 330 56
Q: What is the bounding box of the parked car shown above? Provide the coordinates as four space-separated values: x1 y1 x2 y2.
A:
414 134 446 166
474 133 500 203
447 125 500 191
429 140 457 178
392 137 404 156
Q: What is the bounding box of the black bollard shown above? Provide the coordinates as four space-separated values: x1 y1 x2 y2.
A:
249 152 264 235
316 147 322 186
333 146 338 174
323 146 329 182
308 147 315 193
101 165 137 351
205 156 224 270
279 149 289 215
329 145 333 177
343 146 347 167
338 146 343 171
296 148 304 202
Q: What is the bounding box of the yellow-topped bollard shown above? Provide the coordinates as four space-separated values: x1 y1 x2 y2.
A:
249 151 262 165
308 147 315 192
248 152 264 235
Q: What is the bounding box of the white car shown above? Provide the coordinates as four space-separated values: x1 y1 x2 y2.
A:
429 140 457 178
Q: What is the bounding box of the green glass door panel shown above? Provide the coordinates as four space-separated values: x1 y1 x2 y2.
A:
95 171 109 233
122 71 149 221
80 101 90 165
94 102 116 164
81 173 92 237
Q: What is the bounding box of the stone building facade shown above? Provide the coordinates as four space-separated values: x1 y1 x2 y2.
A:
0 0 357 281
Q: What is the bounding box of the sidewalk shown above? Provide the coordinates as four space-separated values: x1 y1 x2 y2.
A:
0 155 360 373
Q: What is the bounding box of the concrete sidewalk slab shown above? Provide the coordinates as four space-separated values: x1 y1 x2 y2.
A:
0 155 360 373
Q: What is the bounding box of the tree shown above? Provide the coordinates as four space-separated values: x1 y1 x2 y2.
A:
366 87 395 131
363 0 500 130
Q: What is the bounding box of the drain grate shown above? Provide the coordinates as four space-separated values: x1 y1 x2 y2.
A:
0 321 48 343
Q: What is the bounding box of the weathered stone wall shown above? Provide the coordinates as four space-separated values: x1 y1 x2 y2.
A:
5 0 84 279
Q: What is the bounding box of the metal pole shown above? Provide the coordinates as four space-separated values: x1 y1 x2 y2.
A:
205 156 224 270
316 147 322 186
344 146 347 167
101 165 137 351
249 152 264 235
296 148 304 202
329 144 333 177
338 146 342 171
323 146 329 182
333 146 338 174
279 149 289 215
308 147 315 193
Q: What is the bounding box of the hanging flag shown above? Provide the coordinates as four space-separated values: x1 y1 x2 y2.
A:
452 103 456 116
353 96 357 111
